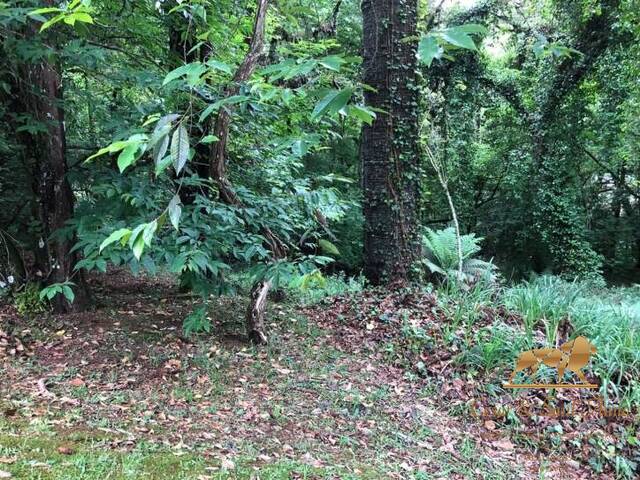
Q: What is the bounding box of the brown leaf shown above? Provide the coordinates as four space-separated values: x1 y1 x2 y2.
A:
491 438 515 451
57 446 74 455
68 378 85 387
220 458 235 470
484 420 496 430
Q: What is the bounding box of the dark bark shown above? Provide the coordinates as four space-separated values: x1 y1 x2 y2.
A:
20 18 90 312
361 0 421 284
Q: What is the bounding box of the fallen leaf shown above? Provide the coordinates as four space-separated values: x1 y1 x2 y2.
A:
492 438 515 451
220 458 235 470
57 446 74 455
68 378 85 387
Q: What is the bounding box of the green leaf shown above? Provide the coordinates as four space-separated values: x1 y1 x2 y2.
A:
163 62 206 86
199 104 217 123
319 55 346 72
39 13 64 31
201 134 219 144
155 155 172 176
171 125 190 174
318 239 340 256
440 27 477 50
99 228 132 252
64 12 93 26
418 35 443 67
456 24 487 34
117 143 139 173
153 134 170 166
168 195 182 230
132 234 145 260
347 105 376 125
142 220 158 246
199 95 249 123
29 7 61 15
206 59 233 74
310 88 353 121
61 285 75 303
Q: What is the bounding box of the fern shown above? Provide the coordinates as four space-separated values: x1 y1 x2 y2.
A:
421 227 496 284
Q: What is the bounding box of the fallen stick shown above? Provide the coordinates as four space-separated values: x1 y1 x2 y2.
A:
36 378 55 399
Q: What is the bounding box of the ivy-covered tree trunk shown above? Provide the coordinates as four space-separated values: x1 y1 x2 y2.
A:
22 18 90 312
530 0 620 278
361 0 421 284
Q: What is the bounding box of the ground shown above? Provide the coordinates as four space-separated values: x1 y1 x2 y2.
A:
0 270 632 479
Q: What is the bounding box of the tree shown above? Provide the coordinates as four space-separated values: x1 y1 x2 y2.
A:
7 2 91 312
360 0 421 284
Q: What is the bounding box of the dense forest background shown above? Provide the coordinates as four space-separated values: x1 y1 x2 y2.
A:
1 1 640 478
2 0 639 309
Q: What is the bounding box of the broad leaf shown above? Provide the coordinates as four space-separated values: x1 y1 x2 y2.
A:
117 143 140 173
206 59 233 74
418 35 443 67
441 27 477 50
311 89 353 121
347 105 376 125
163 62 207 86
319 239 340 256
171 125 190 174
99 228 132 252
168 195 182 230
319 55 346 72
201 134 219 144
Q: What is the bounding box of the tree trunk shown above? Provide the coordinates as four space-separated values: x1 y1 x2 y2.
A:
208 0 280 344
22 12 90 312
361 0 421 285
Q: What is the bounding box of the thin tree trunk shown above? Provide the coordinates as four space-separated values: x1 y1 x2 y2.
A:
208 0 282 344
361 0 421 285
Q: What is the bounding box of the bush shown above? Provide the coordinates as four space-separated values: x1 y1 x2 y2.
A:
14 283 47 316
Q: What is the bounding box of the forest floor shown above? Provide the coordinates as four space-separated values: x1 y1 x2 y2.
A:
0 270 629 479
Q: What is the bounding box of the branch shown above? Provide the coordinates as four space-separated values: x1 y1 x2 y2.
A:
207 0 287 344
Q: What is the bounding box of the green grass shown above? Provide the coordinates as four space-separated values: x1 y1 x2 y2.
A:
0 430 387 480
450 275 640 405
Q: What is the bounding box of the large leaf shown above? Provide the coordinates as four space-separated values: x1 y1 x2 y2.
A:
318 239 340 256
198 95 249 123
163 62 207 86
117 143 140 173
310 88 353 121
441 26 478 50
347 105 376 125
171 125 190 174
418 35 443 67
99 228 132 252
168 195 182 231
206 59 233 74
319 55 346 72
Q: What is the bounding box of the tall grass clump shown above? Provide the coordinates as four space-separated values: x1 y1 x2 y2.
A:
502 276 583 346
288 271 366 306
503 277 640 405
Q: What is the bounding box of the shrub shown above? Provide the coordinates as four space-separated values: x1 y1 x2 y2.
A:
421 227 497 285
14 282 47 316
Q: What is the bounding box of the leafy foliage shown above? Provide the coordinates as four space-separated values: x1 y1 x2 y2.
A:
421 228 497 284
